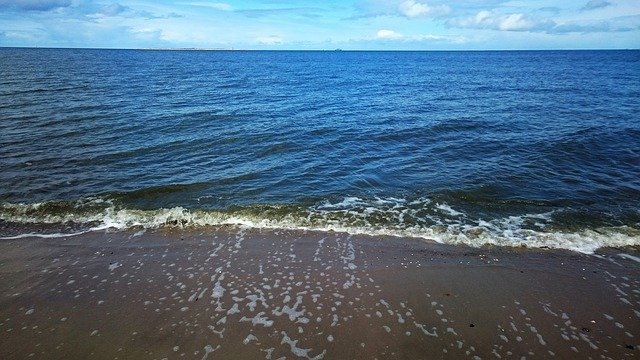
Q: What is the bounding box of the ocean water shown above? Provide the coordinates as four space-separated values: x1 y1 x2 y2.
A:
1 48 639 253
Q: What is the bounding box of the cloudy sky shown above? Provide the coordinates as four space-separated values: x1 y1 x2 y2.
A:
0 0 639 49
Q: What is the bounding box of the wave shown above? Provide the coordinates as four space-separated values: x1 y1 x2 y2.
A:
1 196 639 254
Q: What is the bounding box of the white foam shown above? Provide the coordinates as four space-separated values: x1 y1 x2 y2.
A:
618 253 640 263
2 198 639 253
281 331 326 360
436 203 464 217
201 344 220 360
212 281 225 299
246 291 267 312
240 312 273 327
415 322 438 337
0 230 91 240
316 197 364 210
243 334 258 345
327 335 334 342
273 296 305 322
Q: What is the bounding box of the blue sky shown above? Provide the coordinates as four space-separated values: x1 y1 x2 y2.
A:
0 0 638 49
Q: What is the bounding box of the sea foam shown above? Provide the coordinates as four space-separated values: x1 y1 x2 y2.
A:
1 197 639 253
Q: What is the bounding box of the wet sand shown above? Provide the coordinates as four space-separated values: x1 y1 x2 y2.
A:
0 227 638 359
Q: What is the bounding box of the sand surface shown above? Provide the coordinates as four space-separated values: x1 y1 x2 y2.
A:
0 227 638 359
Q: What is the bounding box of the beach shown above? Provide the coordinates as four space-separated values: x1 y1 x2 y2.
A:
1 227 638 359
1 48 639 359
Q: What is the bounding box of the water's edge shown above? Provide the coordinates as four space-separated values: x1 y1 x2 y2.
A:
2 195 638 254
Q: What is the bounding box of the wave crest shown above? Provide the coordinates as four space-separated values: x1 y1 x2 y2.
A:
1 196 639 254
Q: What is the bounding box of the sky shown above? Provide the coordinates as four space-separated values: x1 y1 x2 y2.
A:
0 0 639 49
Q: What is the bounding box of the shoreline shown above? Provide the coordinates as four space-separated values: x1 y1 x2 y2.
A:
0 227 638 359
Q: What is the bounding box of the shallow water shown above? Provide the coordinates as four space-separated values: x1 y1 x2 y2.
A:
1 49 639 251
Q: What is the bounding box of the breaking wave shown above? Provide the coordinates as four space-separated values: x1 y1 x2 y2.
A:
1 196 639 254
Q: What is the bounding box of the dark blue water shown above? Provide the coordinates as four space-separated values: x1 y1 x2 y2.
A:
1 48 639 252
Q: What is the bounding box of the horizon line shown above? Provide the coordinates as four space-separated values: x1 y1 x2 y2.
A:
1 46 638 52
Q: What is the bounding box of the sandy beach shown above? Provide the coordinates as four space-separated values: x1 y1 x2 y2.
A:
0 227 638 359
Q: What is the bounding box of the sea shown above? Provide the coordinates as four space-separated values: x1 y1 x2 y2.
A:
1 48 639 253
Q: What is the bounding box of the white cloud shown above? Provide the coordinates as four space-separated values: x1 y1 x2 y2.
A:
87 3 181 21
498 13 540 31
448 8 640 34
184 2 232 11
1 30 40 40
398 0 450 18
398 0 430 18
376 29 403 39
375 29 466 43
413 34 467 43
353 0 450 19
449 10 556 31
256 35 283 45
129 27 162 41
96 3 127 17
552 15 640 33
